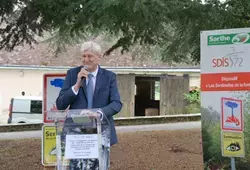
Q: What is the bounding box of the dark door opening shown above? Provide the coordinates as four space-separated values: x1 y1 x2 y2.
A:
134 76 160 116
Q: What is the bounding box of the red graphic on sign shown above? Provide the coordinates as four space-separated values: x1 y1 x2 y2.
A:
225 116 240 126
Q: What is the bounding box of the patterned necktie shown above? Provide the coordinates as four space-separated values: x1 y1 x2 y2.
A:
87 73 94 109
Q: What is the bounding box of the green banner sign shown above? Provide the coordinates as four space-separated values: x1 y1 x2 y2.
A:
208 33 250 45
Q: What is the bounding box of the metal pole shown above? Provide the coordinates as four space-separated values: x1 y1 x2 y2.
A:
96 115 103 170
231 157 236 170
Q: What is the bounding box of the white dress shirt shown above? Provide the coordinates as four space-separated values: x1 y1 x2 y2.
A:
71 66 98 95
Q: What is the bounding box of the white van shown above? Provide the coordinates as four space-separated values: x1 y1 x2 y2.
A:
7 96 43 124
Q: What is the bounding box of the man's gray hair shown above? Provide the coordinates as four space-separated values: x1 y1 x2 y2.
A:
80 41 102 56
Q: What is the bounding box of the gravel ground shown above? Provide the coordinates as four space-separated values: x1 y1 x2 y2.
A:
0 129 203 170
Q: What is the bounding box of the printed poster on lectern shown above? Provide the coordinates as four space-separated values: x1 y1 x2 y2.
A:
200 28 250 169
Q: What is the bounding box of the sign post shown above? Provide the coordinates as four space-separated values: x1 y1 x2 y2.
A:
231 158 235 170
200 28 250 169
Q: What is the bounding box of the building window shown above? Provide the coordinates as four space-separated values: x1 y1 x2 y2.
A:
30 100 42 114
154 81 160 100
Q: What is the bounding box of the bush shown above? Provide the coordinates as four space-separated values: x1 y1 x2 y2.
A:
183 86 200 113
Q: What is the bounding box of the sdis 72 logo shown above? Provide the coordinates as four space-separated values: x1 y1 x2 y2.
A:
212 51 244 68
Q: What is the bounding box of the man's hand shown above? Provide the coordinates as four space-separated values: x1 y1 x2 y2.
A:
79 110 98 118
73 67 89 91
88 112 101 120
79 109 103 121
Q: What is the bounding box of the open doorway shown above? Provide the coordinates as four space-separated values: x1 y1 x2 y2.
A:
134 76 160 116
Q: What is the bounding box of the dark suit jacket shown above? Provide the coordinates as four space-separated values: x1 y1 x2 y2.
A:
56 66 122 145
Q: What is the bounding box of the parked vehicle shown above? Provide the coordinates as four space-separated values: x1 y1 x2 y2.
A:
7 96 42 124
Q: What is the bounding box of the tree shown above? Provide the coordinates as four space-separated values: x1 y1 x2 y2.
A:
164 0 250 64
1 0 250 64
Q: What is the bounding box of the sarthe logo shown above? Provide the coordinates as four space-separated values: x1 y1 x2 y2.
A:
232 33 249 44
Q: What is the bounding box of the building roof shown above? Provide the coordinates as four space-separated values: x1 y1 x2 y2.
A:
0 36 200 68
0 64 201 75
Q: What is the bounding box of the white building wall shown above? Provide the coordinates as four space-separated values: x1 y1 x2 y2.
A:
0 67 201 124
189 75 201 88
0 68 65 123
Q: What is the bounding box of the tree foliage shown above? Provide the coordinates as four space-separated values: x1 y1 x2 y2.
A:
1 0 250 64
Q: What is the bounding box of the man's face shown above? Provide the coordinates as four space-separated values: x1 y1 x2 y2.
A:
81 51 100 72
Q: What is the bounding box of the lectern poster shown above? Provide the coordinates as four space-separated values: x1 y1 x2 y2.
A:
65 134 99 159
200 28 250 169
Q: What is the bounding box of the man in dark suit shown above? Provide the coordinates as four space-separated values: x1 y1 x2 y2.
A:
56 41 122 169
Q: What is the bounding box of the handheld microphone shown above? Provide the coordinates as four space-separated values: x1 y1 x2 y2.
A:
81 65 88 80
80 65 88 87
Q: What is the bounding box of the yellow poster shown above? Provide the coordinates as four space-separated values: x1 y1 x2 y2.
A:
221 131 245 157
42 125 57 166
